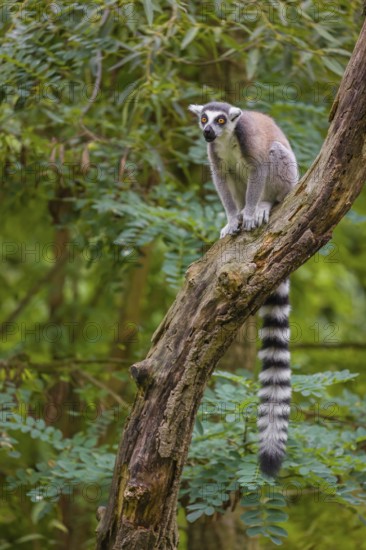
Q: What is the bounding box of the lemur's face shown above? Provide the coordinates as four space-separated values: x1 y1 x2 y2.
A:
199 110 229 142
188 104 242 143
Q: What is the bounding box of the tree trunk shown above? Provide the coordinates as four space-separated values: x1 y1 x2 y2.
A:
96 20 366 550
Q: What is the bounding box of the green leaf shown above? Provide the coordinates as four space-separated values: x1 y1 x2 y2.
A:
49 519 69 533
246 49 259 80
269 535 283 545
242 515 262 526
246 526 265 537
266 509 289 523
323 57 345 77
267 525 288 537
16 534 45 543
142 0 154 25
186 509 205 523
31 501 48 524
240 493 261 506
195 417 204 435
181 28 199 50
266 498 286 507
313 24 339 44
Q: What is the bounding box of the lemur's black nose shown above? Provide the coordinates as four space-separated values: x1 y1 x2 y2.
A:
203 126 215 142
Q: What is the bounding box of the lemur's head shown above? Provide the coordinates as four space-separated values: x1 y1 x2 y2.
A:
188 101 242 142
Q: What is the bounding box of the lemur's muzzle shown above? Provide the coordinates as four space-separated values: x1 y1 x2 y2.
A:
203 125 216 142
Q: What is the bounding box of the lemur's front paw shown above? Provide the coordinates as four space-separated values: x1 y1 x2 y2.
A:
255 204 271 226
243 203 271 231
242 212 257 231
220 217 241 238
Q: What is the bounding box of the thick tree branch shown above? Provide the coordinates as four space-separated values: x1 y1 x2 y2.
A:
96 20 366 550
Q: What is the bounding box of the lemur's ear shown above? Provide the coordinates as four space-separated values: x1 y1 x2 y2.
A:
229 107 242 121
188 104 203 116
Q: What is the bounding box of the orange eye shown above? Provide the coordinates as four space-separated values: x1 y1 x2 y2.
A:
218 118 225 124
201 117 207 123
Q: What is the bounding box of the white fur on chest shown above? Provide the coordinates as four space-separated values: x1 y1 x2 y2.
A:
212 133 248 209
214 134 247 177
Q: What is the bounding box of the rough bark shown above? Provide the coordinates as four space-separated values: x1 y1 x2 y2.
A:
96 20 366 550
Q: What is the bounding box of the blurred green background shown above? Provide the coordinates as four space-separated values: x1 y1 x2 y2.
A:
1 1 366 548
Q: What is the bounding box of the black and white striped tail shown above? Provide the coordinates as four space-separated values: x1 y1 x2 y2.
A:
257 279 291 477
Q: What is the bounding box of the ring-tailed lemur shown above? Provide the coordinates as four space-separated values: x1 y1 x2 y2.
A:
189 101 298 477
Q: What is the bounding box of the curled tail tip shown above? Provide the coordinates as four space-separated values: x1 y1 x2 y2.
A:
259 452 284 478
